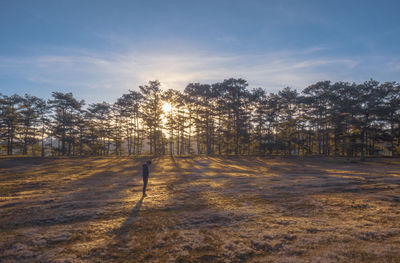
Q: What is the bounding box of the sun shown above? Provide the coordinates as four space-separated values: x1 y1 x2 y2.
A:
161 102 174 137
162 102 172 113
161 102 173 127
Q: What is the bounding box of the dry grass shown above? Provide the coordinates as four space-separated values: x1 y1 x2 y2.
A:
1 156 400 262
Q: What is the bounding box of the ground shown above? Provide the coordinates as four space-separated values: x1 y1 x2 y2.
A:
1 156 400 263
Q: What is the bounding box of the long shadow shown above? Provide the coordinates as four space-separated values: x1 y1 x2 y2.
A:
161 157 399 216
117 196 145 239
212 157 400 215
88 163 205 261
88 157 197 259
161 157 233 227
0 157 145 230
0 157 157 263
87 157 400 262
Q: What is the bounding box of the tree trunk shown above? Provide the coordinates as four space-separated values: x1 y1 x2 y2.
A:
360 129 365 161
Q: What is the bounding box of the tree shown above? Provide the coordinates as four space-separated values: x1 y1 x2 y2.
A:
48 92 84 156
380 82 400 156
20 94 46 155
354 79 383 160
185 83 215 155
278 87 299 155
36 99 50 157
140 80 164 155
302 81 331 155
0 94 22 155
87 102 111 155
163 89 179 155
214 78 250 155
115 90 144 155
250 87 268 154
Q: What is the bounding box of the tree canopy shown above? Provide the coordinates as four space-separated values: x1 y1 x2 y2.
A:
1 78 399 159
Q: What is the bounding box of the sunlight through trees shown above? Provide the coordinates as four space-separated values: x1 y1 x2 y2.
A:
1 78 399 158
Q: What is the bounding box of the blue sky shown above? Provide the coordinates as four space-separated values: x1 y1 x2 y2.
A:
1 0 400 103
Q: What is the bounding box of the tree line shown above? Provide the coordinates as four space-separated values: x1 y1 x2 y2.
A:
1 78 399 159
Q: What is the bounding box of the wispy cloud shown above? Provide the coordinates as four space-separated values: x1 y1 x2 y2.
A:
0 46 391 103
387 60 400 72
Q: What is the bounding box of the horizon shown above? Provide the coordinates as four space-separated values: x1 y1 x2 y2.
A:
1 0 400 103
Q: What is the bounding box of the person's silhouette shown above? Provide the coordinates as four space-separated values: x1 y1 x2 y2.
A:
142 160 152 197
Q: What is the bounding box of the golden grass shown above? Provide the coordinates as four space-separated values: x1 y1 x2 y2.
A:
0 156 400 262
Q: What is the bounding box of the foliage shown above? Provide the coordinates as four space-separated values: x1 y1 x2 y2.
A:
1 78 399 158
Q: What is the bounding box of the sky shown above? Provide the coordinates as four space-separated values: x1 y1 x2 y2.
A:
1 0 400 104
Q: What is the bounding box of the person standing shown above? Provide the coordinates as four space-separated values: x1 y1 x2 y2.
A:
142 160 152 197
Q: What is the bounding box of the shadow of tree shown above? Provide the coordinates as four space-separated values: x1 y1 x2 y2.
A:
3 157 399 262
0 157 144 230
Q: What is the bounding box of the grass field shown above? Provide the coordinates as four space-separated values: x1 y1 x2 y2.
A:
1 156 400 263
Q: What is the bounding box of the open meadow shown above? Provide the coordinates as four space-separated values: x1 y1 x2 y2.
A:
1 156 400 262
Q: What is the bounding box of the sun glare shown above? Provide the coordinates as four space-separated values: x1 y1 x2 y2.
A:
162 102 172 113
161 102 173 130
